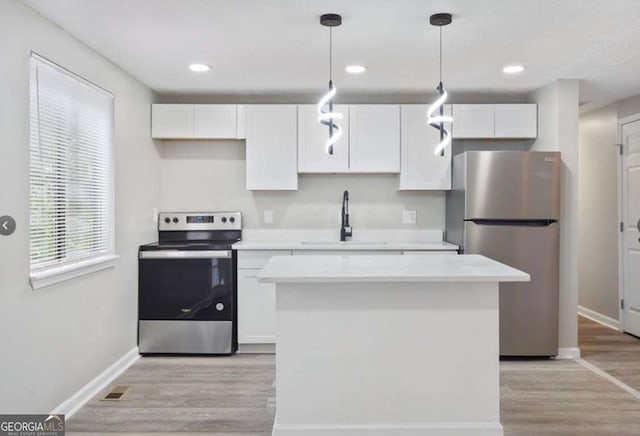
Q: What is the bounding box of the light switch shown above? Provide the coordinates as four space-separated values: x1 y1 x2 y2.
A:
402 210 417 225
264 210 274 224
152 208 158 224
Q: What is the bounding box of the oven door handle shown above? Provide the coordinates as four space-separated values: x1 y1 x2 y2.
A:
139 250 232 259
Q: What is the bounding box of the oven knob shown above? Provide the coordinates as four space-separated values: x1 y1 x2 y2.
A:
221 217 227 223
164 217 171 224
216 303 224 311
229 216 235 223
173 217 179 223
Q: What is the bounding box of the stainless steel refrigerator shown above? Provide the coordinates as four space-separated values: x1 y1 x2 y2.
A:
446 151 561 356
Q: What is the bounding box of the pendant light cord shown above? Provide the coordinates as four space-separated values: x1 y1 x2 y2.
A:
329 27 333 81
328 26 334 142
329 26 333 81
439 26 443 83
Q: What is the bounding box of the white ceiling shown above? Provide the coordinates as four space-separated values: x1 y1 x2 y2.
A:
22 0 640 108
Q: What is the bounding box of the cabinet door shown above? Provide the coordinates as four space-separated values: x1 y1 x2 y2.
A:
451 104 494 138
237 269 276 344
245 105 298 190
494 104 537 138
151 104 194 138
400 105 452 190
193 104 237 138
236 104 246 139
349 105 401 172
298 104 349 173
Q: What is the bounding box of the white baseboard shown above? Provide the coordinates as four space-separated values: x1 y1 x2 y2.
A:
578 305 620 331
272 422 503 436
51 346 139 418
555 347 581 360
238 343 275 354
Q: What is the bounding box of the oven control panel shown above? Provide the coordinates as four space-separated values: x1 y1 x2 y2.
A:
158 212 242 231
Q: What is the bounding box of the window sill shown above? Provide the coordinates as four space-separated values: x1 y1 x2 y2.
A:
30 254 119 290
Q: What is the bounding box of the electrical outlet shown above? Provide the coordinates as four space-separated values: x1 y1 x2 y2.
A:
402 210 417 225
264 210 274 224
152 208 158 224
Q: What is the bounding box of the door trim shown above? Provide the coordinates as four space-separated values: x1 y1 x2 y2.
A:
617 113 640 332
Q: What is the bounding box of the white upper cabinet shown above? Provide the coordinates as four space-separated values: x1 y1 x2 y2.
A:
494 104 537 138
298 104 350 173
151 104 194 138
451 104 495 138
236 104 246 139
451 104 537 139
245 105 298 190
151 104 240 139
349 105 401 173
400 105 452 190
193 104 238 138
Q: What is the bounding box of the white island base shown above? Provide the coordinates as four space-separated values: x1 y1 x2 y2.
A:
258 254 529 436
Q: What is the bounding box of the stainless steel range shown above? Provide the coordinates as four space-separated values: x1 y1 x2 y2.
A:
138 212 241 355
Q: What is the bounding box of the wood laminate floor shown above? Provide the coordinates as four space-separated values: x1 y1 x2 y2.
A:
579 315 640 392
68 317 640 435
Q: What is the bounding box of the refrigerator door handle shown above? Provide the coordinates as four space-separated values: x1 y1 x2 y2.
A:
467 219 557 227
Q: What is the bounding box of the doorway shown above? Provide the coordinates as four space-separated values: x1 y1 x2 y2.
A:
619 115 640 337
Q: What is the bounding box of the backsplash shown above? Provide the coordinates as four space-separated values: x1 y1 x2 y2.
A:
159 140 445 229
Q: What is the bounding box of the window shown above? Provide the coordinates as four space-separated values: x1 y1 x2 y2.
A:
29 53 116 289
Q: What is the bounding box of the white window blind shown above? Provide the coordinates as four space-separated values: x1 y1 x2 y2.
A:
29 54 115 287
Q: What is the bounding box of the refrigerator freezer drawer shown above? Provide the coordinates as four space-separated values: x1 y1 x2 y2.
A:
462 151 561 221
464 221 559 356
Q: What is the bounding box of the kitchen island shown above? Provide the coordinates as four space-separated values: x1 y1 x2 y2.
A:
258 254 529 436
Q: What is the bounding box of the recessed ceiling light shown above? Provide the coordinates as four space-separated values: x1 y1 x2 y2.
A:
345 65 367 74
503 65 525 74
189 64 211 72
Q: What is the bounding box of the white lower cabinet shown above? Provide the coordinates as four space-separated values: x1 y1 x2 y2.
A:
236 248 453 350
237 250 291 347
237 269 277 344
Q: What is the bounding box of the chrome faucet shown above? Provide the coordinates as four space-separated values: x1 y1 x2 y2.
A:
340 190 352 242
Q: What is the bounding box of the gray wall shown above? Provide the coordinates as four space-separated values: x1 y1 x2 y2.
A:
617 94 640 119
0 1 160 413
578 105 620 319
578 94 640 320
529 80 580 353
159 141 445 230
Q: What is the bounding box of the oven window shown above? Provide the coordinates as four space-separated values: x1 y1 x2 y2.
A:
139 257 233 321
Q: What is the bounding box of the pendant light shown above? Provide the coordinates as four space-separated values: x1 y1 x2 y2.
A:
427 13 453 156
317 13 343 155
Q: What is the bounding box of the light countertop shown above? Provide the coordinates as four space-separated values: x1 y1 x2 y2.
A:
232 240 458 251
257 254 530 283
